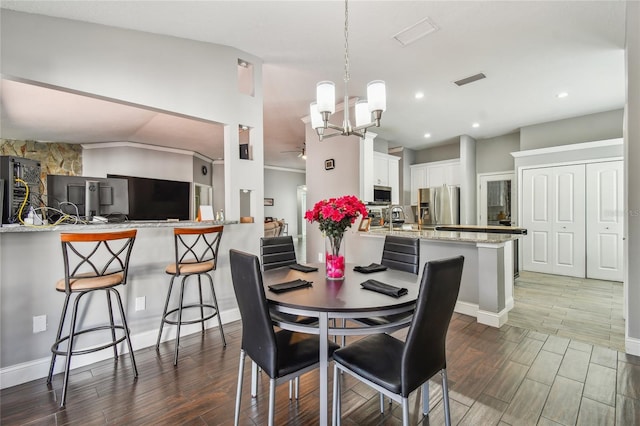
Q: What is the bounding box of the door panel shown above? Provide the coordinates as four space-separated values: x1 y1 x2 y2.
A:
586 161 623 281
532 231 548 263
522 164 585 277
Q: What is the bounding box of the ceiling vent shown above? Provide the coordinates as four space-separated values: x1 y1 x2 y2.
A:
454 73 486 86
393 17 439 47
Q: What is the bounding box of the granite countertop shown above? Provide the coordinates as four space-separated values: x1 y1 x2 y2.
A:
365 227 522 244
0 220 238 233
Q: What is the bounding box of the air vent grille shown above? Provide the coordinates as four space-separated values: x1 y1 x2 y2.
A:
393 17 439 47
454 73 486 86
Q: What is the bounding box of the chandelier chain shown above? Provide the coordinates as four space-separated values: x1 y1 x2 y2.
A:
343 0 350 84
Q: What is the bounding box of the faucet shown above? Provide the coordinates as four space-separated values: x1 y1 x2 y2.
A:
388 205 405 231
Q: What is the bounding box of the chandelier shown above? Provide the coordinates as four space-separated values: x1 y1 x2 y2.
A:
310 0 386 141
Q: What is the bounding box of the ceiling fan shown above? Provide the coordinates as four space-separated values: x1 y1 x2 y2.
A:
281 144 307 160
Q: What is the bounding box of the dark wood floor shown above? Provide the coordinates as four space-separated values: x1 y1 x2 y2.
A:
2 310 640 425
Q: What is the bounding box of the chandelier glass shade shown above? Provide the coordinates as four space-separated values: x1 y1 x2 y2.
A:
310 0 386 141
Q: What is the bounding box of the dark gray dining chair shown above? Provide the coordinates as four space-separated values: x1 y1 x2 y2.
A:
332 255 464 426
260 236 296 271
229 249 339 426
380 235 421 274
353 235 420 331
259 235 319 398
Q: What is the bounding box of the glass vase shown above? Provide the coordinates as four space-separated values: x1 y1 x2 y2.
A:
325 234 346 280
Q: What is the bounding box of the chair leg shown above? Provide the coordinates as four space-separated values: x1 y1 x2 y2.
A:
295 376 299 400
379 393 384 413
48 293 71 384
156 275 176 350
251 361 259 397
422 380 430 415
111 288 138 378
441 368 451 426
268 378 276 426
207 273 226 347
60 293 83 408
173 276 188 365
197 274 205 333
105 289 118 360
401 397 410 426
234 350 245 426
332 363 341 426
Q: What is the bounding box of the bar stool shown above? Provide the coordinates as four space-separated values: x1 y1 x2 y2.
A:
156 226 226 365
47 230 138 408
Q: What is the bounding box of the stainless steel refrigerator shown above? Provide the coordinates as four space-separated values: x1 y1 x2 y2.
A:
417 185 460 226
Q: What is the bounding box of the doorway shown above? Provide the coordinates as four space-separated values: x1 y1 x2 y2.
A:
478 172 515 226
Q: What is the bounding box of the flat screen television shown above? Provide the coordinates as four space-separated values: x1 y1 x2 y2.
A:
46 175 129 218
108 174 190 221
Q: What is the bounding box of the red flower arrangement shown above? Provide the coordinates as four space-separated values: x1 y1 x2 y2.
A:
305 195 367 279
304 195 368 239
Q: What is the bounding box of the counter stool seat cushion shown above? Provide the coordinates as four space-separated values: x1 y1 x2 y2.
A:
55 272 124 291
165 260 214 275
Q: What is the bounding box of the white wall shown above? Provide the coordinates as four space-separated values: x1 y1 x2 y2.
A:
264 167 305 237
476 132 520 174
304 109 362 263
0 9 270 379
0 9 264 223
624 0 640 355
83 143 194 182
520 109 623 151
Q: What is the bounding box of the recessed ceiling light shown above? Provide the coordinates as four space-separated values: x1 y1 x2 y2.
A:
424 133 431 138
472 122 480 128
415 92 424 99
557 92 569 98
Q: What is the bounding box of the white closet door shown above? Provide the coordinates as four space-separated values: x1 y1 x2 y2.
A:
522 164 585 277
586 161 624 281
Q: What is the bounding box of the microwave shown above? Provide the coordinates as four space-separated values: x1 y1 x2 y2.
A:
373 185 392 203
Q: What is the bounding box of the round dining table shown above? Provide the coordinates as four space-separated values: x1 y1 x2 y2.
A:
262 263 422 426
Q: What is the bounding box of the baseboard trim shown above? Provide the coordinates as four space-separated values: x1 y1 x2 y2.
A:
0 308 240 390
626 335 640 356
454 301 478 318
477 308 509 328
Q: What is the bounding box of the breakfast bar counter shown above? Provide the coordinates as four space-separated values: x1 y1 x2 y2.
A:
0 220 251 389
349 227 523 329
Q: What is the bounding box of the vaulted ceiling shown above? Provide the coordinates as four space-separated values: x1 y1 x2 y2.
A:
0 1 627 169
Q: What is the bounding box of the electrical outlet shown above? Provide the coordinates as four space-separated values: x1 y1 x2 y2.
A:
33 315 47 333
135 296 146 311
318 252 323 262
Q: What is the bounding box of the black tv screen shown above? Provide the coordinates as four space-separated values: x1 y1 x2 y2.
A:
108 174 190 220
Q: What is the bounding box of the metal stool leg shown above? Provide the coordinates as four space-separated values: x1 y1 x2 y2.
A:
60 292 84 408
207 273 226 346
156 275 176 350
198 275 206 333
173 276 188 365
48 293 71 384
111 288 138 377
105 289 118 360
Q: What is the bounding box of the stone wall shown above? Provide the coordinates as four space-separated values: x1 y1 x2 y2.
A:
0 139 82 175
1 139 83 204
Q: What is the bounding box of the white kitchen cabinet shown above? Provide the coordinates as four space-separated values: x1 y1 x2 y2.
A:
373 152 399 204
410 164 428 205
361 145 400 204
373 152 390 186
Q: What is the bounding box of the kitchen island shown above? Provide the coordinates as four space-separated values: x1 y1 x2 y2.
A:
348 226 523 329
